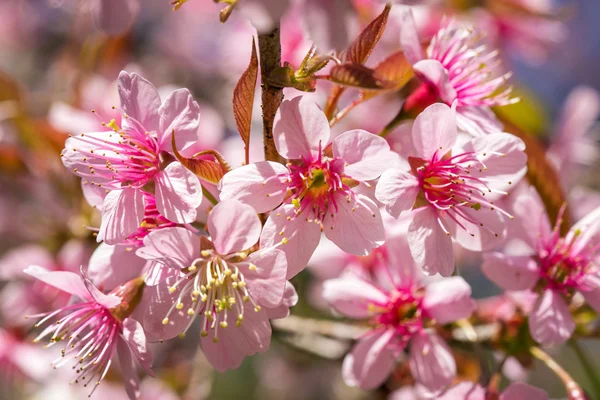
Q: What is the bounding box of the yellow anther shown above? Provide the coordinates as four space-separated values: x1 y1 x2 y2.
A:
249 264 257 271
187 308 195 316
162 318 169 325
168 287 176 294
281 237 289 245
220 321 228 328
201 250 211 257
188 265 197 272
254 306 261 312
176 303 184 310
200 330 208 337
213 337 220 343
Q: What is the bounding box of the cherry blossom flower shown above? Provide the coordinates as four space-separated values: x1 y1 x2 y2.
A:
219 96 397 276
24 266 152 400
375 103 527 276
137 199 291 371
322 229 476 392
401 12 518 136
61 71 202 244
482 187 600 346
92 0 140 36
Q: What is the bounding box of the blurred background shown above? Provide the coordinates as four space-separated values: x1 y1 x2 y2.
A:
0 0 599 399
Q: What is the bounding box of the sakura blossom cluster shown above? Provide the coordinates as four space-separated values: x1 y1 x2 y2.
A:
3 0 599 399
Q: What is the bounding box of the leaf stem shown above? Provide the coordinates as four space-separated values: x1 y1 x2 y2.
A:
202 186 218 206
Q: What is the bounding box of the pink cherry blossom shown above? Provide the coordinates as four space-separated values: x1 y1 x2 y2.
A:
136 199 291 371
401 12 518 136
375 103 527 276
23 266 152 400
482 186 600 346
219 96 396 276
61 71 202 244
436 381 548 400
92 0 140 36
322 235 475 392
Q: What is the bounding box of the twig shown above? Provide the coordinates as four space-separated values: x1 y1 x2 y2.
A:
568 338 600 399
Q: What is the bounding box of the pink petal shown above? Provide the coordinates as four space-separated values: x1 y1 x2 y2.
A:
218 161 289 213
375 169 420 218
512 187 552 248
400 11 425 65
265 282 298 320
322 277 388 319
93 0 139 36
529 289 574 346
302 0 353 52
423 277 476 324
87 243 147 291
117 71 161 132
411 102 457 160
407 207 454 276
307 238 350 280
456 105 503 137
332 129 396 181
23 265 91 301
121 318 154 376
482 253 539 291
409 332 456 393
324 194 385 256
117 337 141 400
450 206 507 252
569 206 600 256
136 227 199 271
200 309 271 371
260 205 321 278
82 270 122 309
81 179 108 210
154 162 202 224
413 60 457 104
579 267 600 313
97 188 145 245
157 88 200 152
500 382 548 400
437 382 485 400
468 132 527 179
342 329 396 389
238 248 287 308
208 199 261 255
0 245 53 280
57 240 90 274
273 96 330 160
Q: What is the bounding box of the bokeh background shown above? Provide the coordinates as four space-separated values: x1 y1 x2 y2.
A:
0 0 599 399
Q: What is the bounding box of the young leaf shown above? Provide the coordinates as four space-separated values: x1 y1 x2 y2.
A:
233 37 258 164
329 63 395 90
343 3 391 64
171 131 226 184
362 50 414 100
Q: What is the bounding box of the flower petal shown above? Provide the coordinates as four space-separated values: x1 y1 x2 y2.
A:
500 382 548 400
580 267 600 313
529 289 574 346
412 102 457 160
265 282 298 320
468 132 527 179
482 253 539 291
82 270 122 309
324 194 385 256
121 318 154 376
437 382 486 400
157 88 200 152
569 206 600 256
409 331 456 393
93 0 139 36
136 227 199 271
273 96 330 160
97 188 145 245
260 205 321 278
407 207 454 276
208 199 261 255
118 71 160 132
238 248 287 308
88 243 147 291
154 162 202 224
400 10 425 65
513 187 552 248
23 266 91 301
323 277 388 319
456 105 503 137
332 129 395 181
342 329 396 390
375 169 420 218
450 206 507 252
218 161 289 213
117 337 141 400
423 277 476 324
413 60 457 105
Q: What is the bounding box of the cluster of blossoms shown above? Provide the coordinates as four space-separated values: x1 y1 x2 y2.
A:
4 0 599 399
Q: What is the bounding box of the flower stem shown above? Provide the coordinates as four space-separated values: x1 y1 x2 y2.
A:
569 338 600 398
202 185 218 206
530 346 587 399
258 26 284 164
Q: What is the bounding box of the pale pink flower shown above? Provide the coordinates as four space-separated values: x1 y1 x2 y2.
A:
61 71 203 244
482 187 600 346
375 103 527 276
436 381 548 400
401 12 518 136
323 248 475 392
136 199 291 371
92 0 140 36
219 96 396 276
24 266 152 400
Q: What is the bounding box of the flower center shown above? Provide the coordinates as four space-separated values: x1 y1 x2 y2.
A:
27 303 121 397
162 249 261 342
371 288 425 345
123 194 178 247
538 234 593 292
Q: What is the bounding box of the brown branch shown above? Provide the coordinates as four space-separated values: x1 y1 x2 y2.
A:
258 26 285 163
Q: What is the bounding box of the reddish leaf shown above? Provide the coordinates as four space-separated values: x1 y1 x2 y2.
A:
362 50 414 100
329 63 395 90
344 3 391 64
171 132 226 184
233 37 258 164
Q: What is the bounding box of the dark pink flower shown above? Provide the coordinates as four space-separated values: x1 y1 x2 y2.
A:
376 103 527 276
483 187 600 346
